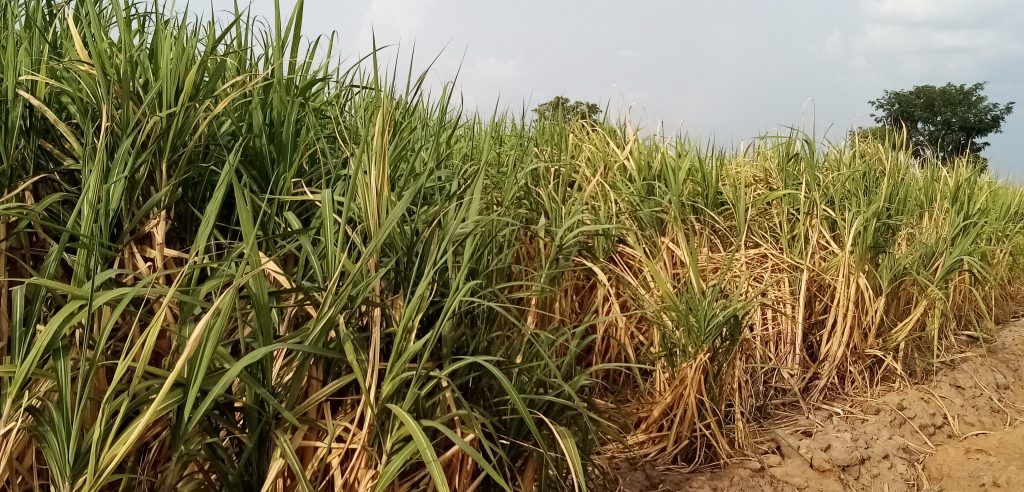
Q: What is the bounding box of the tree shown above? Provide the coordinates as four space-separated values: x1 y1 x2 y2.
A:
533 96 602 123
868 82 1014 166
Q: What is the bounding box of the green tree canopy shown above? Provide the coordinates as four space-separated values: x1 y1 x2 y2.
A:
867 82 1014 165
533 96 602 123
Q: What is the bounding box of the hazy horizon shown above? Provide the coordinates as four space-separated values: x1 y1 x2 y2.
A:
194 0 1023 180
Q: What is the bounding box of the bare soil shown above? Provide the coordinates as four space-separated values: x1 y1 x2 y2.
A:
603 318 1024 491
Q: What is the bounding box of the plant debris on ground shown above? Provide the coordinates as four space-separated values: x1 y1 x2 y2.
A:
604 318 1024 491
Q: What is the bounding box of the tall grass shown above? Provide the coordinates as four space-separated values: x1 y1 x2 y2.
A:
2 1 1023 490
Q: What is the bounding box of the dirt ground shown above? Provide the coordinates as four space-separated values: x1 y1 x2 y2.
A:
603 318 1024 491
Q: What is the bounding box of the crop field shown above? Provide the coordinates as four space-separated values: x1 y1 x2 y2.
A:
1 1 1023 491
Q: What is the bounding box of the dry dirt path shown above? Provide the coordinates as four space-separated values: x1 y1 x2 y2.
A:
608 318 1024 492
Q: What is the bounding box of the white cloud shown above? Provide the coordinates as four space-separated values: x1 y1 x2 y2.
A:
849 0 1024 76
454 56 523 109
860 0 1004 25
848 54 871 73
467 56 520 80
822 28 845 60
354 0 432 54
820 28 877 76
863 24 998 54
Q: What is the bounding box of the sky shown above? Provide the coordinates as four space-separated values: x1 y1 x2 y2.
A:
196 0 1023 179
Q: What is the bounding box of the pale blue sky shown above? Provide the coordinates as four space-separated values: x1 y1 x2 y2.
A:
197 0 1023 179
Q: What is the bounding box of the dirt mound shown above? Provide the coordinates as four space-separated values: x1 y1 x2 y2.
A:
603 319 1024 491
924 425 1024 490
